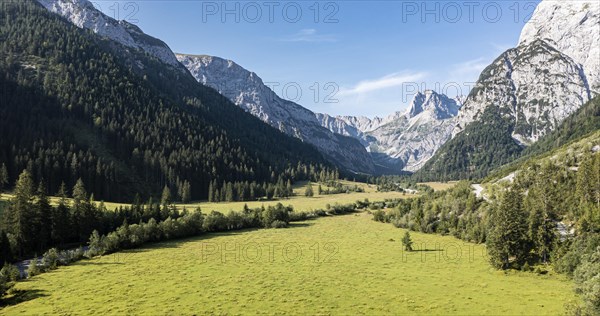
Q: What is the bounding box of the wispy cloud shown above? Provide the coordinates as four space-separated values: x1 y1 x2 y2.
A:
338 72 428 96
281 29 337 43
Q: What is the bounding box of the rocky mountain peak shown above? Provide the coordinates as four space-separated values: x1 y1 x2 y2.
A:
518 0 600 92
452 1 598 144
36 0 184 70
407 90 460 119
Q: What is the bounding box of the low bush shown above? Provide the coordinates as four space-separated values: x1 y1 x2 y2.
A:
26 259 41 278
271 220 288 229
41 248 60 270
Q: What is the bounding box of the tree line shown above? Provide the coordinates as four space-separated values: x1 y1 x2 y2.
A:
0 170 191 263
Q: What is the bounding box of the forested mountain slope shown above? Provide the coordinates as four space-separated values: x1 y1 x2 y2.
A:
0 0 331 202
413 105 524 181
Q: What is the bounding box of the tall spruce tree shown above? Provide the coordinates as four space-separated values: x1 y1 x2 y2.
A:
51 183 70 246
34 179 52 253
487 185 531 269
72 179 96 241
207 181 214 202
525 163 557 262
2 170 35 257
181 181 191 204
161 186 172 206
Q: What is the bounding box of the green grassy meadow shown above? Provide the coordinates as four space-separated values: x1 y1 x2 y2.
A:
2 212 576 315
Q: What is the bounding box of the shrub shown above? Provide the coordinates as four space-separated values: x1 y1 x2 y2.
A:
203 211 228 232
0 270 13 299
313 209 327 217
261 203 291 228
27 259 41 278
328 204 356 215
369 204 381 210
73 247 85 262
0 263 20 282
42 248 60 270
356 199 370 209
271 220 288 229
87 230 105 257
372 210 386 222
573 246 600 314
289 211 309 222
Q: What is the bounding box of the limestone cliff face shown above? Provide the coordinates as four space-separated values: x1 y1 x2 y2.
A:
453 0 599 145
317 90 461 172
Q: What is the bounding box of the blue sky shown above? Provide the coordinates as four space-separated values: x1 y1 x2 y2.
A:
93 0 539 117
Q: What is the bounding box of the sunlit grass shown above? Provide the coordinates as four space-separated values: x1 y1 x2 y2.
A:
418 181 459 191
2 212 575 315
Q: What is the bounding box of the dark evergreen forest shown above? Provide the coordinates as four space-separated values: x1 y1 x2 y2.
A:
0 0 335 203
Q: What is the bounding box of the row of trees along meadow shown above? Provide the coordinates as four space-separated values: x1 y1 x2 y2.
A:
365 175 433 194
0 170 361 300
207 169 340 202
0 167 349 263
372 150 600 314
316 181 365 195
0 169 195 263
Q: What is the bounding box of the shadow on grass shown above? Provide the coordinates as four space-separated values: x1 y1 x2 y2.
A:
409 249 444 252
1 289 48 307
75 260 127 266
288 222 314 228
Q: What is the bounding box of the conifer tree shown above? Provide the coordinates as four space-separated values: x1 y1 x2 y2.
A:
402 231 413 251
225 182 234 202
525 163 557 262
161 185 171 206
35 179 52 252
0 231 12 264
51 183 70 246
72 179 87 205
487 186 531 269
3 170 35 256
208 181 214 202
181 181 191 204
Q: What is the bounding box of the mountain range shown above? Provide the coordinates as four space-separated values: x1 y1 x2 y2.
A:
16 0 600 182
176 54 375 174
419 0 600 180
317 90 461 172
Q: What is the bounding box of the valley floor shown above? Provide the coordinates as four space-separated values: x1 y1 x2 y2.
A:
2 212 575 315
0 180 453 213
